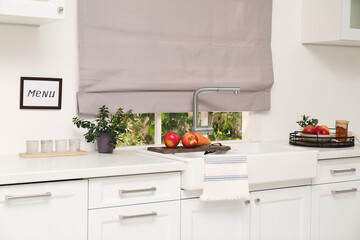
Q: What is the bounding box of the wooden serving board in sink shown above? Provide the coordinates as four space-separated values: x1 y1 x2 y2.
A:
147 145 231 154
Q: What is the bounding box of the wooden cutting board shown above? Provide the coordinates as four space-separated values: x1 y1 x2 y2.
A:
19 151 88 158
147 145 231 154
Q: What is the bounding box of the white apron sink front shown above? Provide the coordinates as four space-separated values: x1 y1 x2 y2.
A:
138 142 318 190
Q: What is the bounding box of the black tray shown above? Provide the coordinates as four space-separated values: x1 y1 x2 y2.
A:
289 131 354 148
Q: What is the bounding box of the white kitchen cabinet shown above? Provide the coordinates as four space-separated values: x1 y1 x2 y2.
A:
250 186 311 240
89 172 180 209
311 180 360 240
88 172 181 240
0 180 88 240
0 0 65 26
302 0 360 46
312 157 360 185
88 200 180 240
181 198 250 240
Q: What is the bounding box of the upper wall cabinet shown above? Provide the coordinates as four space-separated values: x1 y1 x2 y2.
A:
302 0 360 46
0 0 65 26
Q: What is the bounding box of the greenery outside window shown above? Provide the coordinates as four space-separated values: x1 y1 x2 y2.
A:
120 112 243 146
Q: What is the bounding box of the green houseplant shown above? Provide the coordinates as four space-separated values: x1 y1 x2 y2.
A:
296 114 318 128
72 105 134 153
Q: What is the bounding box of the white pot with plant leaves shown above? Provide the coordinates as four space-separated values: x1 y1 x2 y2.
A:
72 105 134 153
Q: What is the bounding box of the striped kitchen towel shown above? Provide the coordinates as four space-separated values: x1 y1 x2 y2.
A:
200 155 250 201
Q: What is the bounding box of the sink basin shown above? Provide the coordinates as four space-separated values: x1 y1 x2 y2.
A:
138 142 318 190
171 142 301 158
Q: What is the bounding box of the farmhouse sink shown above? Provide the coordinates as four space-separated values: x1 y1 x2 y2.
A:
138 142 318 190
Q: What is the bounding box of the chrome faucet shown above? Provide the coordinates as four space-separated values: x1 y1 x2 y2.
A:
192 87 241 135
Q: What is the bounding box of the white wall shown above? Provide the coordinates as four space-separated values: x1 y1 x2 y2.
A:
1 0 360 154
0 0 88 154
251 0 360 141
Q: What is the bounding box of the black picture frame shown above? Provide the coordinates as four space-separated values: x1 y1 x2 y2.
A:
20 77 62 109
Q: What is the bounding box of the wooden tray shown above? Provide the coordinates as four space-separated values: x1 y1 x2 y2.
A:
289 140 354 148
147 145 231 154
19 151 88 158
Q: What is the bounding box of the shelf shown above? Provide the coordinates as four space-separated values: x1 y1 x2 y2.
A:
0 0 65 26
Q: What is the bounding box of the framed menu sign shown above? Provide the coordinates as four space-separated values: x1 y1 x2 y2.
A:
20 77 62 109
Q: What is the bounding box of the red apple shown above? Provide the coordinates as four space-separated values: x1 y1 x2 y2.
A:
181 132 198 148
302 125 316 135
315 125 330 135
164 132 180 148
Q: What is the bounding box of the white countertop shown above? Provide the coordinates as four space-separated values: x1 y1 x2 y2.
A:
0 148 185 185
2 141 360 186
271 140 360 160
315 145 360 160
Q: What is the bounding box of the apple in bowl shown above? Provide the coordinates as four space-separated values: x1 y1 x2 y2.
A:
315 125 330 135
164 132 180 148
181 132 198 148
302 125 316 135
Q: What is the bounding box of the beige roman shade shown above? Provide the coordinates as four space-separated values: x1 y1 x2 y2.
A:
77 0 274 114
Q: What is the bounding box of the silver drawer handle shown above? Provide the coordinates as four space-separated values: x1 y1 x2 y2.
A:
120 211 157 220
244 199 251 205
119 187 157 194
5 192 52 200
331 188 357 195
254 198 261 204
330 168 356 174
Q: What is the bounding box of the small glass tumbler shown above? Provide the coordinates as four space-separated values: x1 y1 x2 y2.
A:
26 140 39 154
55 139 67 152
69 139 80 152
41 140 53 153
336 120 349 142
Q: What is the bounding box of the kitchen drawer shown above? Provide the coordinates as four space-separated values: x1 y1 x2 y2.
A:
312 158 360 184
88 200 180 240
89 172 180 209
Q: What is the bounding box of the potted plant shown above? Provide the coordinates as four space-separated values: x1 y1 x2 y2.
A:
72 105 134 153
296 114 318 128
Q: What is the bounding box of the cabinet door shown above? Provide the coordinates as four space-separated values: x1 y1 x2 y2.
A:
181 198 250 240
0 180 88 240
251 186 311 240
311 181 360 240
88 200 180 240
302 0 360 46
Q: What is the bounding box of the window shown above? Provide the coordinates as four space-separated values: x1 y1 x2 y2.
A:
118 113 155 146
120 112 246 146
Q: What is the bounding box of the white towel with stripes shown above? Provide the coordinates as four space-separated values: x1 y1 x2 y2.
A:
200 155 250 201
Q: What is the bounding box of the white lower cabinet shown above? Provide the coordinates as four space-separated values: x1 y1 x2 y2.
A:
88 172 181 240
180 198 250 240
10 159 360 240
0 180 88 240
311 180 360 240
88 200 180 240
250 186 311 240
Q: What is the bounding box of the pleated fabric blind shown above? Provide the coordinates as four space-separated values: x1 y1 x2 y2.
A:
77 0 274 114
